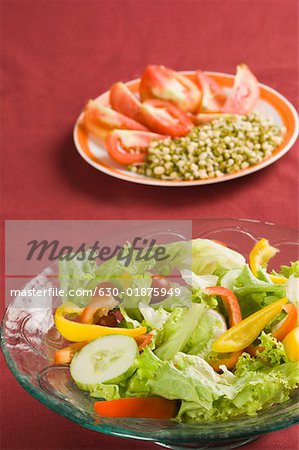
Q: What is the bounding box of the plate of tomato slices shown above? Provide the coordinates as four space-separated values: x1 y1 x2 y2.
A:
73 65 298 186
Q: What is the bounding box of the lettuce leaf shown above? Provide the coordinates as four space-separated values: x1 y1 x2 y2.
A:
183 309 227 357
278 261 299 278
59 257 97 306
233 265 286 317
192 239 245 275
154 303 205 360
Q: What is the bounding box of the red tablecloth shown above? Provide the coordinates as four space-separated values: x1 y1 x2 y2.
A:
1 1 298 449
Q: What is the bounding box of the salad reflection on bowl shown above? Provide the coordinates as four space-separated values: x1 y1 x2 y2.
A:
1 219 299 450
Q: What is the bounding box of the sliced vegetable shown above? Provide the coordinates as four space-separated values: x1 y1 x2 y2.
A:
283 327 299 361
249 238 287 284
204 286 242 327
213 297 288 352
80 289 118 324
209 351 242 372
204 286 242 371
110 82 143 122
54 342 88 365
246 305 297 356
54 302 147 342
134 333 154 351
140 99 193 137
196 71 227 112
140 65 201 113
94 397 177 419
105 129 164 165
222 64 259 115
82 100 148 140
70 335 138 387
272 304 298 341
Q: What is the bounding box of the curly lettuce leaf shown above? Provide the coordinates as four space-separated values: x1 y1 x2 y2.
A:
233 265 286 317
278 261 299 279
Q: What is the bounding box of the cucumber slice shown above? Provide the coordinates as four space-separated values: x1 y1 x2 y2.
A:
70 335 138 388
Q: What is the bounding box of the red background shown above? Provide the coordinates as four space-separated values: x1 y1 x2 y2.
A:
1 1 298 449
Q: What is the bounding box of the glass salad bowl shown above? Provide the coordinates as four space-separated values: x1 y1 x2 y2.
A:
1 218 299 450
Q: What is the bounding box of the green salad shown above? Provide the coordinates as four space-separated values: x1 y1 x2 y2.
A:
54 238 299 423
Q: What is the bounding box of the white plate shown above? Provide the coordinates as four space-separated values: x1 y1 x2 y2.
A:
73 71 298 187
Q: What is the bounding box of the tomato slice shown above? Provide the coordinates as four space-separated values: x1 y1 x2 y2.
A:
140 65 201 113
105 129 164 165
82 100 148 140
110 82 143 122
140 99 193 137
222 64 260 114
196 71 227 112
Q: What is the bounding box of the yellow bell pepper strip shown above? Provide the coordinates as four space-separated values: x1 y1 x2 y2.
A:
54 302 147 342
212 297 288 353
249 238 287 284
282 327 299 361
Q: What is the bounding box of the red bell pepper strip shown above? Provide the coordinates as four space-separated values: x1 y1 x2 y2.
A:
94 397 177 419
204 286 242 327
204 286 242 371
272 304 298 341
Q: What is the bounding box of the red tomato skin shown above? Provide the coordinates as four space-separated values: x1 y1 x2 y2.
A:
196 71 227 113
105 129 164 165
110 82 143 122
140 65 201 113
222 64 260 114
140 99 193 137
82 101 148 140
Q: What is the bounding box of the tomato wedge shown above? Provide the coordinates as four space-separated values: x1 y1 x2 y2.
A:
110 82 143 122
82 100 148 140
94 397 177 419
105 129 165 165
140 99 193 137
222 64 260 115
196 71 227 112
140 65 201 113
